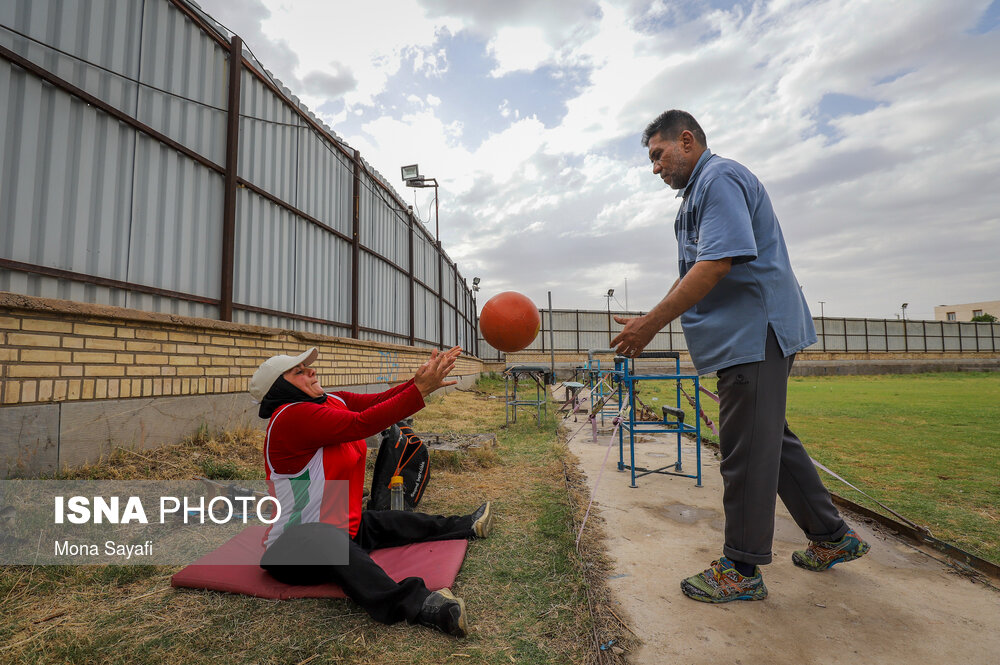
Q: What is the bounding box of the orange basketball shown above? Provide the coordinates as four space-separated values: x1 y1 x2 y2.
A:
479 291 541 353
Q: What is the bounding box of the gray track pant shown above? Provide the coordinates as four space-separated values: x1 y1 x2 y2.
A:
716 327 848 565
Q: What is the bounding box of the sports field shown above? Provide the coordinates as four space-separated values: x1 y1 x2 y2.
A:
638 372 1000 564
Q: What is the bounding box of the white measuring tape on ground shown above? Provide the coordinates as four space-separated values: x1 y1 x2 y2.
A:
808 457 931 537
576 404 630 549
697 386 930 537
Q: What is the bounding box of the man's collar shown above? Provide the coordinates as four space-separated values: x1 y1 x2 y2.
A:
676 148 713 199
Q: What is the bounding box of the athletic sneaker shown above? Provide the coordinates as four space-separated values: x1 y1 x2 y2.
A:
470 502 493 539
792 528 870 571
680 557 768 603
417 588 468 637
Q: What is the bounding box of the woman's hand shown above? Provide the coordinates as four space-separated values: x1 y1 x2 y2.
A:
414 346 463 398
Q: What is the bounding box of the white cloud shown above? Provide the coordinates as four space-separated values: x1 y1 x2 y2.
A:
192 0 1000 318
488 26 551 76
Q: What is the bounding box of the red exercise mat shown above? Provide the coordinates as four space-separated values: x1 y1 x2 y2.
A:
170 525 468 599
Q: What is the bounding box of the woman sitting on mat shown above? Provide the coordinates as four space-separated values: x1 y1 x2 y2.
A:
249 345 492 637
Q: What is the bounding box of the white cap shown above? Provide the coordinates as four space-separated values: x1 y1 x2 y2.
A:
249 347 319 402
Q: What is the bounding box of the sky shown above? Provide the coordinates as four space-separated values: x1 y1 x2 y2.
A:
194 0 1000 321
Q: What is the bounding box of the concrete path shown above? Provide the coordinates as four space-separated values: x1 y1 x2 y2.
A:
564 416 1000 665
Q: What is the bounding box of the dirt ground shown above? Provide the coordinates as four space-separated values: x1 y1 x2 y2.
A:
562 407 1000 665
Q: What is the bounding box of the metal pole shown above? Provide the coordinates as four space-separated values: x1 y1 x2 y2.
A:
407 207 415 346
819 301 826 352
607 296 612 346
472 290 479 357
575 309 580 353
434 181 440 244
351 149 361 339
220 36 242 322
548 292 555 383
474 296 480 357
438 244 444 350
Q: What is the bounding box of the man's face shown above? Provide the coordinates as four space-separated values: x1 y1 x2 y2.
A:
648 132 694 190
284 363 325 398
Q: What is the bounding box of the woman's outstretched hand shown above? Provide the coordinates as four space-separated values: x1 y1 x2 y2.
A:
414 346 462 398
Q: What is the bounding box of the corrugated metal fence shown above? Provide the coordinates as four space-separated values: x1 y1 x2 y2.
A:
0 0 477 353
478 309 1000 361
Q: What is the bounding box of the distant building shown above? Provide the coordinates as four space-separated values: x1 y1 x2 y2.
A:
934 300 1000 321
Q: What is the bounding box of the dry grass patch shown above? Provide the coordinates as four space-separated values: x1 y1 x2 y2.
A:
0 376 633 664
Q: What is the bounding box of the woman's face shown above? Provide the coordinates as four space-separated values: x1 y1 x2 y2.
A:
283 363 325 398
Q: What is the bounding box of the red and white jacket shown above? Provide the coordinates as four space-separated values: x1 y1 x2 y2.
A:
262 380 425 547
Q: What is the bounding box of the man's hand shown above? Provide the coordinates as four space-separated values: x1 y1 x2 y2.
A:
610 258 732 358
414 346 462 398
611 315 659 358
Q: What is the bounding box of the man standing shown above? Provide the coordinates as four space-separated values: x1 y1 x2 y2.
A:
611 110 869 603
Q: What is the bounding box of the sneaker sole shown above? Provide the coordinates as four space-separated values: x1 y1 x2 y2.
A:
792 541 870 572
436 588 468 637
680 580 767 603
453 596 468 637
473 503 493 539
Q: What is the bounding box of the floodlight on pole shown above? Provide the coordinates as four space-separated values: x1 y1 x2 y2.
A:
401 163 440 243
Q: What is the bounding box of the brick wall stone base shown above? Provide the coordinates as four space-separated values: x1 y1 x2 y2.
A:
1 293 484 477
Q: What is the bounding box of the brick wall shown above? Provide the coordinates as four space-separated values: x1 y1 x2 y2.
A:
0 293 483 408
0 293 484 476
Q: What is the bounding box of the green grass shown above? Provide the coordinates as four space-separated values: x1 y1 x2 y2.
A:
636 372 1000 563
0 376 622 664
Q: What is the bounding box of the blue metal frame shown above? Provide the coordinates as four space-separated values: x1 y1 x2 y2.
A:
615 352 703 487
584 353 620 425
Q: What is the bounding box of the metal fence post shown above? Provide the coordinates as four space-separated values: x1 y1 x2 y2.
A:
474 292 480 357
438 243 444 350
548 293 555 379
351 149 361 339
407 207 415 346
220 36 242 322
575 310 580 352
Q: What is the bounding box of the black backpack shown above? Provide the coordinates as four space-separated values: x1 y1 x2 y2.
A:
367 421 430 511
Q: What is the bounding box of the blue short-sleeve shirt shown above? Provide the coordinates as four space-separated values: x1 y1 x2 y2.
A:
675 150 816 374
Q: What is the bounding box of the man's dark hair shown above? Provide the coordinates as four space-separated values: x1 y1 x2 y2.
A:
642 110 707 147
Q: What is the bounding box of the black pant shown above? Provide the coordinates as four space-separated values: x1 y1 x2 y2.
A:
260 510 475 624
716 327 848 566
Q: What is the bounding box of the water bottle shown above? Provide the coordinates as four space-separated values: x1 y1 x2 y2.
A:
390 475 405 511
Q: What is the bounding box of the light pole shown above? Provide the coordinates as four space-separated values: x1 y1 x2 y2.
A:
819 300 826 318
901 302 908 320
401 164 440 244
472 277 480 358
606 288 614 346
403 164 443 350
